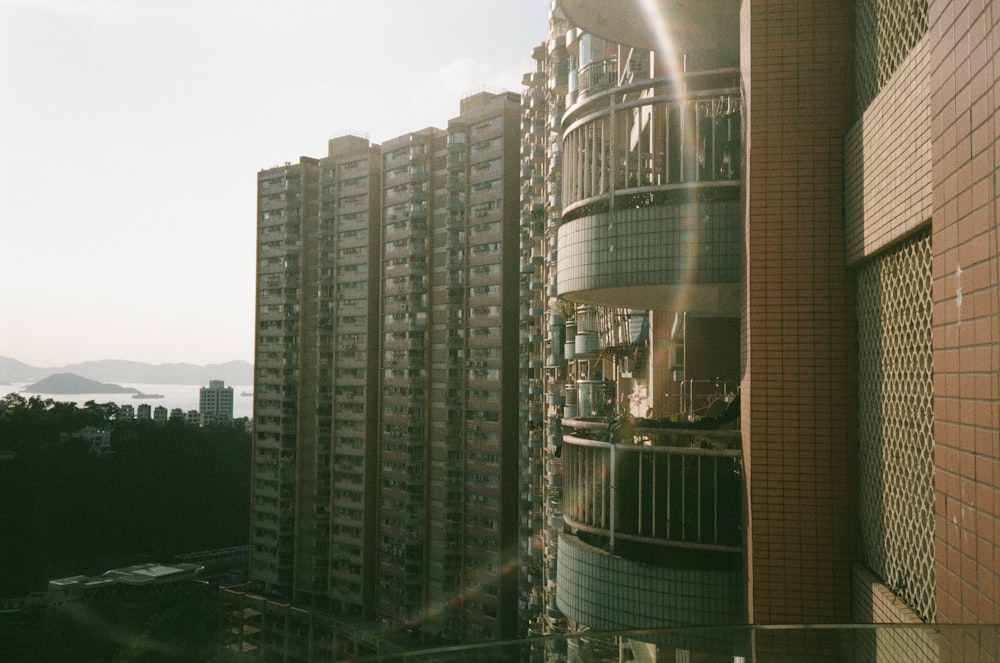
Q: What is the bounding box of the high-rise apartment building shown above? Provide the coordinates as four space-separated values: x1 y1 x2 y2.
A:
200 379 234 424
228 1 1000 660
230 90 523 658
517 0 1000 660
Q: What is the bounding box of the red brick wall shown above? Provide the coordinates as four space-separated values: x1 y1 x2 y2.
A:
741 0 858 624
928 0 1000 625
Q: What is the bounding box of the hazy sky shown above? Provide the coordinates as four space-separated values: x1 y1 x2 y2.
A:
0 0 548 367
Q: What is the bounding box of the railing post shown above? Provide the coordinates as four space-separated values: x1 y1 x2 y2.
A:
609 443 617 555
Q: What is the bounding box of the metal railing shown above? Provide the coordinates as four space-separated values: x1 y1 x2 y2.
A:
578 57 618 97
562 69 741 221
561 418 741 556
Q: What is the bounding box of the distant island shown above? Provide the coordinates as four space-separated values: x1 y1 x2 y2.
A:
22 373 139 395
0 356 253 386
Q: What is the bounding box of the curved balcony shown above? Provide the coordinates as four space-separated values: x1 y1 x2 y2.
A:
557 70 742 314
560 417 742 557
557 0 739 69
578 57 618 98
552 418 744 634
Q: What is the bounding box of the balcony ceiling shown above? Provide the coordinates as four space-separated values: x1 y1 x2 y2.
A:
564 283 742 317
557 0 739 68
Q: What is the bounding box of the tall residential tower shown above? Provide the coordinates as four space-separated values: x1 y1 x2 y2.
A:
228 90 523 658
518 0 1000 660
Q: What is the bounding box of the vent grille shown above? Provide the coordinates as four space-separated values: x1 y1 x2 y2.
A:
855 0 928 114
856 229 935 622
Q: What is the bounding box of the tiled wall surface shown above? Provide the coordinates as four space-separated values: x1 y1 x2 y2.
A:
741 0 858 623
928 0 1000 625
844 37 933 264
852 564 939 663
554 531 743 630
556 200 742 312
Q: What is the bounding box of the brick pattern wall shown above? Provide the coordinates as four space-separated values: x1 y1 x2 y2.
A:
852 564 938 663
844 37 933 265
741 0 857 623
928 0 1000 625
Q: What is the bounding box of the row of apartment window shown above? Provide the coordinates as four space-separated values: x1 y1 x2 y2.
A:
333 524 362 537
470 201 501 217
337 230 367 243
335 300 365 313
383 403 423 416
336 263 365 274
466 514 499 531
383 423 420 437
323 159 368 179
470 304 501 317
385 256 424 269
335 282 364 295
257 322 297 335
330 351 363 363
386 183 426 199
329 420 363 434
260 209 299 220
333 174 368 188
471 137 502 154
334 472 363 486
385 330 424 342
468 450 499 464
259 176 292 190
465 431 500 447
467 472 500 488
382 386 424 398
258 239 288 252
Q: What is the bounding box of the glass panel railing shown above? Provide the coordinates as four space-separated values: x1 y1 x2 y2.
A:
339 624 1000 663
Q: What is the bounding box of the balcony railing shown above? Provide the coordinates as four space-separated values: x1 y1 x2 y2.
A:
562 69 741 222
561 418 742 557
577 57 618 97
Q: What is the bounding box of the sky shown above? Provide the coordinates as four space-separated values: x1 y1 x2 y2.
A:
0 0 549 367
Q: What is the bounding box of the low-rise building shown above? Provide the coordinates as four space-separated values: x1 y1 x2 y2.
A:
199 380 234 423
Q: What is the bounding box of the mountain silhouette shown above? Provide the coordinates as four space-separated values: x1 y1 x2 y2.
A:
0 357 252 386
22 372 138 394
